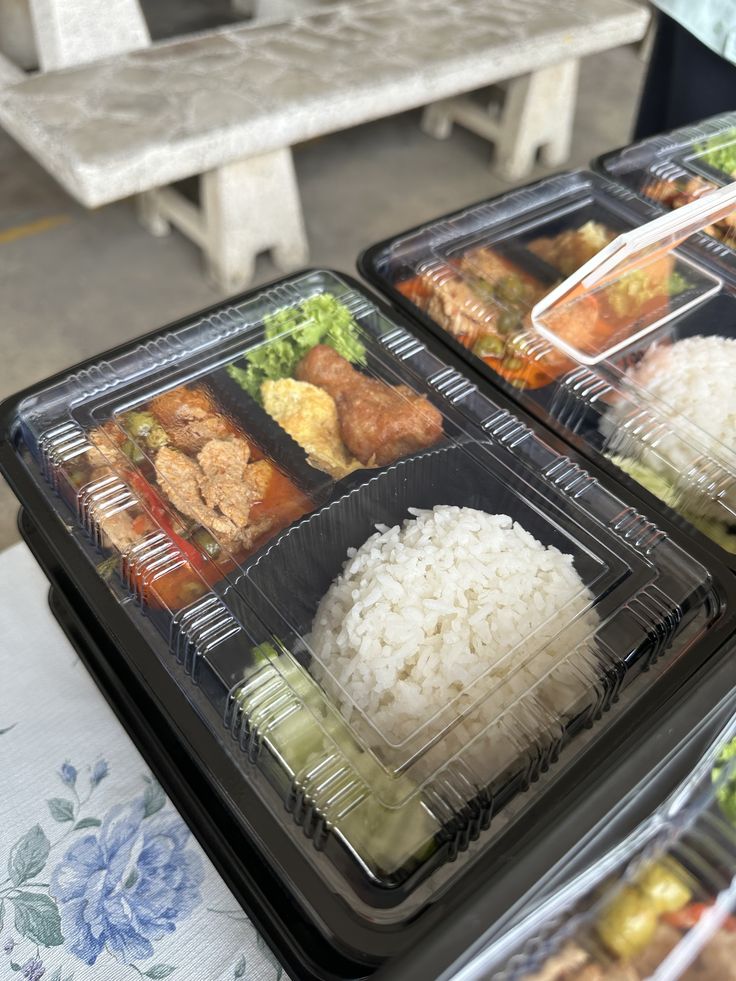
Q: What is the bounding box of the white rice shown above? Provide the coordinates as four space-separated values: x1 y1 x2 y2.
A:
308 506 600 757
602 335 736 517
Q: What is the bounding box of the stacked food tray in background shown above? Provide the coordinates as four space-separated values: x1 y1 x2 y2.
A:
453 686 736 981
596 112 736 282
2 269 734 978
359 169 736 572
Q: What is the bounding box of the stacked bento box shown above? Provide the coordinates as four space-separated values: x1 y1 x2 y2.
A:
4 114 736 979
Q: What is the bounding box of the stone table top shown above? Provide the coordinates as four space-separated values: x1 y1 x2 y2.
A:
0 0 648 207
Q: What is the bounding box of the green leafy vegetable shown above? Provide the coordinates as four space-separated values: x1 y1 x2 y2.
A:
227 293 366 402
667 271 690 296
697 131 736 178
713 736 736 825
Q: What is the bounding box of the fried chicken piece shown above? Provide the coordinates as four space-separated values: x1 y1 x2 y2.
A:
426 272 497 346
461 247 516 281
198 442 274 536
261 378 362 479
460 247 546 302
155 444 230 533
296 345 443 467
154 445 242 551
149 386 237 454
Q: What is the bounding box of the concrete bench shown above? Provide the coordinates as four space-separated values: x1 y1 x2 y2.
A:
0 0 648 291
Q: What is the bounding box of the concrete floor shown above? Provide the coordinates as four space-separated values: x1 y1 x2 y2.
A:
0 42 645 550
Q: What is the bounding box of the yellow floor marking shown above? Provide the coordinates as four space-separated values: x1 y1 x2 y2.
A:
0 213 71 246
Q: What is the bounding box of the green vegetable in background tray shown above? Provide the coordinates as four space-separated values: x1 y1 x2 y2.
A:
695 131 736 178
713 736 736 825
609 454 736 554
227 293 367 402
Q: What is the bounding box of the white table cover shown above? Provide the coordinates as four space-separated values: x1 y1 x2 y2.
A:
0 540 288 981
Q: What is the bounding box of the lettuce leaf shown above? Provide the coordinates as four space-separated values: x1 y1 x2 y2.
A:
697 131 736 178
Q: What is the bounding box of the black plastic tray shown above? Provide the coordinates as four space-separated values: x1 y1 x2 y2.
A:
4 271 736 980
358 174 736 576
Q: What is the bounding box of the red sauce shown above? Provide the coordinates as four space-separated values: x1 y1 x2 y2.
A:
247 465 312 545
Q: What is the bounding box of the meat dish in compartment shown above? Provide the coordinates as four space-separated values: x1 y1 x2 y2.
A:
75 384 312 608
396 221 682 387
521 859 736 981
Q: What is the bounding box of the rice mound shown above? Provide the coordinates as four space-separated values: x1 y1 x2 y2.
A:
308 505 599 749
602 335 736 518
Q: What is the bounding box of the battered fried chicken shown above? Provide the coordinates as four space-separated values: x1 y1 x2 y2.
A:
149 386 237 454
296 345 443 466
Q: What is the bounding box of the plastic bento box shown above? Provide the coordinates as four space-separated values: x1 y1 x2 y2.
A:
359 170 736 569
454 686 736 980
596 112 736 279
0 269 732 976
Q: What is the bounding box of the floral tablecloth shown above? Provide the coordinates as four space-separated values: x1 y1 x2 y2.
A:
0 541 288 981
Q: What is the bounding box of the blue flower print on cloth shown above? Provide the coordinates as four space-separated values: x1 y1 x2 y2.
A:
51 797 204 966
0 541 289 980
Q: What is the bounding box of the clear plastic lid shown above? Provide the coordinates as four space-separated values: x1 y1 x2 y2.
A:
532 182 736 364
361 170 736 562
455 687 736 980
5 269 722 922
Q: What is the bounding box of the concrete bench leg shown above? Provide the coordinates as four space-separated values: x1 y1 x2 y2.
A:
202 149 308 291
27 0 150 71
135 147 309 294
421 59 580 182
136 190 172 238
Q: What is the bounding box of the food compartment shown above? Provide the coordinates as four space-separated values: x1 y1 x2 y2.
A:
24 287 451 626
1 269 726 928
365 170 704 395
209 442 611 891
30 382 328 622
